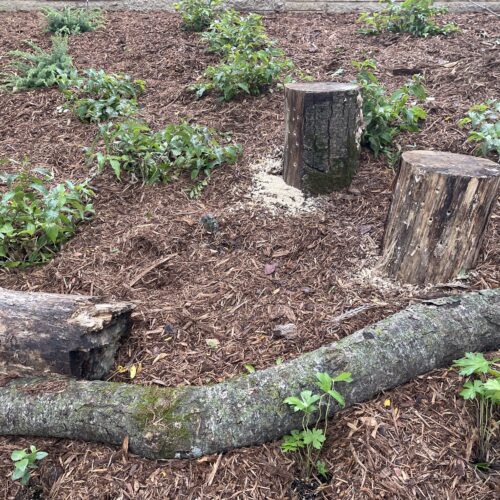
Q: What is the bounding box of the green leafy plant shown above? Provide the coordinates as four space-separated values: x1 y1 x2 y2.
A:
174 0 223 32
1 36 74 92
201 9 271 55
353 59 427 157
11 445 48 486
358 0 459 37
192 47 294 101
0 166 94 267
458 100 500 158
454 353 500 470
58 69 145 123
95 120 241 197
282 372 352 479
43 7 104 35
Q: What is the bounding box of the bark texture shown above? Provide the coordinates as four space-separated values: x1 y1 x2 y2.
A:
283 82 362 195
383 151 500 285
0 288 134 379
0 289 499 459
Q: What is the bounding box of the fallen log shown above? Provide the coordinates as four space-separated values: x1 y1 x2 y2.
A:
0 288 134 380
0 289 498 460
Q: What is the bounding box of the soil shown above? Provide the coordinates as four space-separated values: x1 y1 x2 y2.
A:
0 9 499 499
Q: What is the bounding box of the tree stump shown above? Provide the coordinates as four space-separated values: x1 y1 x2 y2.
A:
0 288 135 379
382 151 500 285
283 82 362 195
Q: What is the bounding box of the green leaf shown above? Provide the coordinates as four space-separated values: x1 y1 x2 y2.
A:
459 380 485 400
14 458 29 473
453 352 490 376
302 428 326 450
11 449 27 462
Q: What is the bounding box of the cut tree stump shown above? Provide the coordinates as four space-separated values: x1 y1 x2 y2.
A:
0 288 135 379
283 82 362 195
382 151 500 285
0 289 498 459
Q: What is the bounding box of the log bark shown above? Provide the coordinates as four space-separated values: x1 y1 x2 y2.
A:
0 289 498 460
382 151 500 285
283 82 362 195
0 288 134 380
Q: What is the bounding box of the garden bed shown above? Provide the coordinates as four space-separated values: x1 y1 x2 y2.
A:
0 9 499 498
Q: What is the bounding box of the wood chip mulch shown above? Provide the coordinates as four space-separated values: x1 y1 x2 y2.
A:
0 10 499 499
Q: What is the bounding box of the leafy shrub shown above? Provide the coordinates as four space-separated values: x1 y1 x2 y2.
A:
459 100 500 158
95 120 241 197
358 0 459 37
43 7 104 35
201 9 271 55
174 0 223 32
282 372 352 479
11 446 48 486
0 167 94 267
454 353 500 470
353 59 427 157
58 69 145 123
1 36 74 92
192 47 294 101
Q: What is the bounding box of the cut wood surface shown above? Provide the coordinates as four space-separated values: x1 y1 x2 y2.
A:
0 288 135 379
382 151 500 285
0 289 498 460
283 82 362 194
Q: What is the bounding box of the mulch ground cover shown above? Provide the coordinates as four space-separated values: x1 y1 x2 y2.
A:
0 9 499 499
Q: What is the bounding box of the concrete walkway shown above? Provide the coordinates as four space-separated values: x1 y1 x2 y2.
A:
0 0 498 12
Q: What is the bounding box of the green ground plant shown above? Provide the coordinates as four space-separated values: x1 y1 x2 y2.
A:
174 0 223 32
58 69 146 123
95 120 241 197
201 9 271 55
43 7 104 35
11 446 48 486
192 47 294 101
454 353 500 471
458 100 500 158
358 0 459 37
0 166 94 267
282 372 352 479
353 59 427 158
1 36 74 92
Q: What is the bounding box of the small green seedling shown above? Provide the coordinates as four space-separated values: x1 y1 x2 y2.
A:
174 0 223 32
58 68 145 123
453 353 500 470
1 36 74 92
353 59 427 159
94 120 241 197
192 47 294 101
282 372 352 479
43 7 104 35
11 446 48 486
358 0 459 37
459 100 499 158
0 166 94 267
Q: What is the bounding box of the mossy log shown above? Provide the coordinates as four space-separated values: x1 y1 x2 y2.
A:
382 151 500 285
0 289 499 460
283 82 363 195
0 288 134 380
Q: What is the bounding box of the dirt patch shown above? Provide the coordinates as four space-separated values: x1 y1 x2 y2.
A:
0 9 499 499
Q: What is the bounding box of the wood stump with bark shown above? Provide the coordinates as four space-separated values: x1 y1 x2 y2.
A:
0 289 498 459
0 288 135 379
382 151 500 285
283 82 362 195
